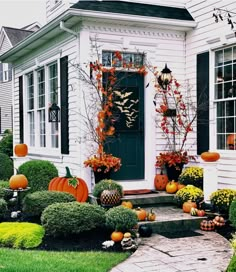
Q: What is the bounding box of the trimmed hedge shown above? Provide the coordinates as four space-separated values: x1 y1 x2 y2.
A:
0 222 45 249
0 198 8 219
229 199 236 228
105 205 138 232
22 190 76 217
0 181 12 200
18 160 58 192
41 202 106 237
0 153 13 180
0 130 13 157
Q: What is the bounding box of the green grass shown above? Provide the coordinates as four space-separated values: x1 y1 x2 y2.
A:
0 248 130 272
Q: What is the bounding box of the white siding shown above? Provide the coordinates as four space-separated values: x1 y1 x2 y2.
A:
186 0 236 188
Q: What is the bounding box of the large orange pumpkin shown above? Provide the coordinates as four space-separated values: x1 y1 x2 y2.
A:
48 167 88 202
166 181 178 194
111 231 124 242
182 201 197 213
9 174 28 190
200 151 220 162
14 143 28 157
154 172 168 191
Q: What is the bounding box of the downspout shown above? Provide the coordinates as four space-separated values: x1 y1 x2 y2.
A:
59 21 82 176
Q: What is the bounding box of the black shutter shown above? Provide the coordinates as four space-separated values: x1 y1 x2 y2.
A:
197 52 209 155
8 64 12 81
19 76 24 143
60 56 69 154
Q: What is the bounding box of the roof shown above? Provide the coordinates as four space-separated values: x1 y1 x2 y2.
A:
3 27 33 46
71 0 194 21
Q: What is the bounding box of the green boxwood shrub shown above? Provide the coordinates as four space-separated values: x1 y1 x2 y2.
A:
174 185 204 206
0 130 13 157
105 205 138 232
41 202 106 237
0 180 12 199
229 199 236 228
0 198 8 219
0 153 13 180
93 179 123 198
22 190 76 217
227 255 236 272
0 222 45 249
18 160 58 192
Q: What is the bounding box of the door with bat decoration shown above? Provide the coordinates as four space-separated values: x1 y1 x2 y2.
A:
104 72 144 180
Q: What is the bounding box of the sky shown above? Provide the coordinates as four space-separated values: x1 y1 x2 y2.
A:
0 0 47 29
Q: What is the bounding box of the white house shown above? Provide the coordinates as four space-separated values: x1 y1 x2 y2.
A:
0 0 236 192
0 23 40 135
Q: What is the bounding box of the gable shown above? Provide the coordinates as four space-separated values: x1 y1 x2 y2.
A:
0 35 12 56
71 1 194 21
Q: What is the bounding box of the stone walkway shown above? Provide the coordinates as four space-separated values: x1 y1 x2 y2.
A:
110 230 233 272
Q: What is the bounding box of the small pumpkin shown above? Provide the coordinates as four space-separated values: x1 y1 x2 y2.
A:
9 173 28 190
154 171 168 191
134 207 147 221
166 181 178 194
200 151 220 162
147 208 156 221
197 209 206 217
121 201 133 209
182 200 197 213
111 231 124 242
213 215 225 227
190 207 198 216
48 167 88 202
14 143 28 157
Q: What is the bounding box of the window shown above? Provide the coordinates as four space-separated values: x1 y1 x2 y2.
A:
102 51 144 68
2 63 9 82
26 61 60 151
214 46 236 150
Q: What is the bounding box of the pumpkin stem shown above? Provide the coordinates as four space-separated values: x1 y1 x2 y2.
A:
65 166 73 178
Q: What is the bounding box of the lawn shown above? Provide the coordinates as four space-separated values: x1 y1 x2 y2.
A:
0 248 130 272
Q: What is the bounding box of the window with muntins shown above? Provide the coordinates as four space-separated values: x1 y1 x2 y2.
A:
214 46 236 150
26 61 60 151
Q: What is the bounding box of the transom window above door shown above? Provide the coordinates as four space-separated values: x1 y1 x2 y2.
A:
102 51 144 68
214 46 236 150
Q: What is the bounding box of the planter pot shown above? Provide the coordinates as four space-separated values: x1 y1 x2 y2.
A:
165 163 183 181
94 170 111 184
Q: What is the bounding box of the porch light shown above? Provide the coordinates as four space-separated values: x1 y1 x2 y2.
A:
48 103 60 123
158 64 172 90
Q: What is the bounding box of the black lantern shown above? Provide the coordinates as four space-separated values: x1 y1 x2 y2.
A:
49 103 60 122
158 64 172 90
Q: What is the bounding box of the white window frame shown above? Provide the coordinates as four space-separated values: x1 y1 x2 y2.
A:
24 60 61 155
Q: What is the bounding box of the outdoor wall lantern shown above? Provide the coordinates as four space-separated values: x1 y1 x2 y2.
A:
158 63 172 90
48 103 60 123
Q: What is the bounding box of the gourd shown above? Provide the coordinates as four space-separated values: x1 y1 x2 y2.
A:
134 207 147 221
213 215 225 227
182 201 197 213
166 181 178 194
200 220 215 231
154 172 168 191
200 151 220 162
121 201 133 209
111 231 124 242
190 207 198 216
9 173 28 190
14 143 28 157
48 167 88 202
123 232 131 238
147 208 156 221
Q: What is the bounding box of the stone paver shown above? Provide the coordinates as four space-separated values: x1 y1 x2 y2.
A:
110 230 233 272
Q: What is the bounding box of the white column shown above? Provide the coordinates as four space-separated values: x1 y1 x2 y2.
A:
201 161 218 203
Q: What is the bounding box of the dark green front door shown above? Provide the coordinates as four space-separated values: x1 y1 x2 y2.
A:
105 72 144 180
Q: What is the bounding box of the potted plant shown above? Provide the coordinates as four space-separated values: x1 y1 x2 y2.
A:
178 166 203 189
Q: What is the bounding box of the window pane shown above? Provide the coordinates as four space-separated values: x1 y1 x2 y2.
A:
217 134 225 149
226 117 234 133
39 110 46 147
224 48 232 65
49 63 58 104
215 83 223 99
38 69 45 108
224 65 232 82
102 51 111 66
29 112 35 146
134 54 143 67
226 100 234 116
51 122 59 148
215 50 223 66
123 53 133 67
217 102 225 117
27 73 34 110
215 67 223 83
217 118 225 133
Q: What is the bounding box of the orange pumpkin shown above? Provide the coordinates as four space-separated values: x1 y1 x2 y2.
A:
154 172 168 191
9 174 28 190
200 151 220 162
111 231 124 242
147 208 156 221
182 201 197 213
166 181 178 194
134 207 147 221
227 134 236 145
121 201 133 209
177 183 186 190
14 143 28 157
48 167 88 202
